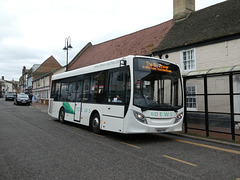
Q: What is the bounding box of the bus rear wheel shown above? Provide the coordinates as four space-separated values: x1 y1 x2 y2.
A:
90 113 101 134
59 108 65 124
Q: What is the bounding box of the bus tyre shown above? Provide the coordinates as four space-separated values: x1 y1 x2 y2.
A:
91 113 101 134
59 108 65 124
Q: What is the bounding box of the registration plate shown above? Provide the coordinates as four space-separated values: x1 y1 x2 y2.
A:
155 128 168 133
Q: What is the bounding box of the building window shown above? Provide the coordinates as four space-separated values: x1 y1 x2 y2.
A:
181 49 196 71
186 86 197 109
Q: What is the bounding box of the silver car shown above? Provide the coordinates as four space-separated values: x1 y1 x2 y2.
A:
14 93 30 106
5 93 14 101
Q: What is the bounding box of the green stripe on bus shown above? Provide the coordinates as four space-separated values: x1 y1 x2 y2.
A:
63 102 75 114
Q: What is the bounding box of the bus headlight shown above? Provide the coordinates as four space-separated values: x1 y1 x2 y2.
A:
133 111 147 124
174 112 183 124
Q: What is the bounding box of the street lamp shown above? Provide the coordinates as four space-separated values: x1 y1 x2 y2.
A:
63 36 73 71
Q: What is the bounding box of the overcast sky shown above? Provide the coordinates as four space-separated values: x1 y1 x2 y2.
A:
0 0 226 81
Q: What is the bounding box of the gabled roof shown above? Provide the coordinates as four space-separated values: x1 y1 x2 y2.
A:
69 20 173 70
153 0 240 54
32 68 61 82
33 55 62 80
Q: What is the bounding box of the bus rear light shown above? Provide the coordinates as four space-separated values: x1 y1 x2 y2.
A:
133 111 147 124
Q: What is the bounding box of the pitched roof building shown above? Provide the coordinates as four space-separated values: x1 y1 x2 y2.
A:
68 20 173 70
33 55 62 80
153 0 240 56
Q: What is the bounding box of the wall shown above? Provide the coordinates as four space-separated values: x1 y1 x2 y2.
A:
32 75 51 105
196 39 240 70
27 76 33 88
158 38 240 73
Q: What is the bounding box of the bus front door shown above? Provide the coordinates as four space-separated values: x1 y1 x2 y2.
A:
74 102 82 122
74 80 83 122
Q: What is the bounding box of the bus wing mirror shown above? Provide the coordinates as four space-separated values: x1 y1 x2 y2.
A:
120 60 126 67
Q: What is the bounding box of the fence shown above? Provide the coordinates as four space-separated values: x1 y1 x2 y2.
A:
183 65 240 142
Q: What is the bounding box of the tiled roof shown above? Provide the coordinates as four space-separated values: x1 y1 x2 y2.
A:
69 20 173 70
153 0 240 54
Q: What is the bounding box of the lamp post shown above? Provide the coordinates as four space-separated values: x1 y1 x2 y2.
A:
63 36 73 71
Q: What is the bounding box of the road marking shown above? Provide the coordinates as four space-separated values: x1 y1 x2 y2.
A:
91 133 105 138
163 155 197 167
175 139 240 155
121 142 141 149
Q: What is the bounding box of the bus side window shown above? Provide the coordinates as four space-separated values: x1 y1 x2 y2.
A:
60 82 68 101
76 80 83 102
55 82 61 101
51 81 61 101
67 82 76 102
90 72 106 103
90 75 97 103
108 71 125 103
83 77 90 102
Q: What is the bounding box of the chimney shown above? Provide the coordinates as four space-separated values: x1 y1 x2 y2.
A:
2 76 4 80
173 0 195 21
22 66 26 74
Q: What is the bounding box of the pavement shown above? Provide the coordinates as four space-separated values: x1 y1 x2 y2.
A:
32 102 240 147
32 102 48 113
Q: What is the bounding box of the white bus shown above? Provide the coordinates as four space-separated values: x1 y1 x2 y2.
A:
48 55 184 134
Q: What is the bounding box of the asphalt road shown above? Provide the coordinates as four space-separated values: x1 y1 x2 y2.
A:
0 99 240 180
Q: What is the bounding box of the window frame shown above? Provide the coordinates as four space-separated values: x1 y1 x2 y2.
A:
107 66 131 105
181 48 196 72
186 85 197 111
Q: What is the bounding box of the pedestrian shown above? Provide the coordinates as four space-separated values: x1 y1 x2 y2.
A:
29 93 33 105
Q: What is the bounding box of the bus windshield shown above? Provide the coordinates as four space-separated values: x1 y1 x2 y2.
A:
133 57 183 111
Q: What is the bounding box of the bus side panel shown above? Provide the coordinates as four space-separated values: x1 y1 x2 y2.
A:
63 102 75 122
80 103 97 126
50 101 63 119
102 105 125 133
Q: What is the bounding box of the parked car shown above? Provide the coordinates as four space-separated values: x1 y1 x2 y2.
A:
5 93 14 101
14 93 30 106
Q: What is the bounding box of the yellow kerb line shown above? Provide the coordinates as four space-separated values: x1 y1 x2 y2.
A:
175 139 240 155
121 142 141 149
163 155 197 167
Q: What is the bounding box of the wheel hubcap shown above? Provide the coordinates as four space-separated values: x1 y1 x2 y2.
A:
93 117 99 128
60 111 64 121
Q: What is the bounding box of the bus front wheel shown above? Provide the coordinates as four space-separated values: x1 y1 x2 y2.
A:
90 113 101 134
59 108 65 124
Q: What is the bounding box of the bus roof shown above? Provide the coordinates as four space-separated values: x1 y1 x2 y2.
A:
52 55 176 81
